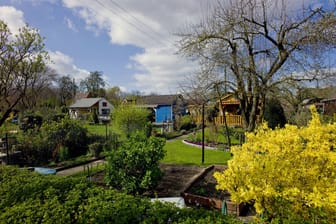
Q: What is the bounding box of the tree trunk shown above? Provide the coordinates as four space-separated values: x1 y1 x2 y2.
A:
0 108 12 127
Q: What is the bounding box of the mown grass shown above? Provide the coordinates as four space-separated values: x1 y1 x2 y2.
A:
85 124 233 166
162 139 232 166
85 124 113 136
187 127 244 145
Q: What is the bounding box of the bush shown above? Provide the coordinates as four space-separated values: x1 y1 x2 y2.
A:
41 117 88 158
15 131 52 165
89 142 103 157
264 98 287 129
0 166 241 224
59 146 69 161
16 117 88 165
19 114 43 132
176 115 196 131
214 106 336 223
112 104 151 138
90 109 99 124
106 132 166 195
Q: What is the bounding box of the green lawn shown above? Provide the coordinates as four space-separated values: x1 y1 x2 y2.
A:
85 124 113 136
162 139 232 166
85 124 233 166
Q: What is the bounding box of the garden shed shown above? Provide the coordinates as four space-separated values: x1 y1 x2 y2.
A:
69 98 112 121
188 94 244 127
139 94 187 129
321 97 336 116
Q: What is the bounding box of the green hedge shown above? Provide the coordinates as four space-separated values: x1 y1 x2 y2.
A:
0 166 241 224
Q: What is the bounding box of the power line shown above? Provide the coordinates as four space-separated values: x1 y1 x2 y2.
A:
107 0 174 45
94 0 173 47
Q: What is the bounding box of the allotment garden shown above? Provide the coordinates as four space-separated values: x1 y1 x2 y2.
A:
1 106 336 223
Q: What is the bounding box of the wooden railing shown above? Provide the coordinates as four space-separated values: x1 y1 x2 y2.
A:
191 115 243 127
215 115 242 126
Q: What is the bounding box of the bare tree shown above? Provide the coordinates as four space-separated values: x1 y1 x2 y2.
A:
57 75 77 106
178 0 336 131
79 71 106 97
0 21 49 126
19 67 57 110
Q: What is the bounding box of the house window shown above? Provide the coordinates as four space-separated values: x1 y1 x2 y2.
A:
102 102 107 107
101 109 110 115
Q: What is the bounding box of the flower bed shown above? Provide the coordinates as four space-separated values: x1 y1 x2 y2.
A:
181 165 250 216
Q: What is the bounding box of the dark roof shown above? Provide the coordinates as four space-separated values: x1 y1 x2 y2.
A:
140 95 181 106
322 98 336 102
69 98 102 108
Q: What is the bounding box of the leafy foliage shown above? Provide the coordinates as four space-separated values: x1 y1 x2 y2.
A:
175 114 196 131
112 104 151 138
263 98 287 129
42 117 89 158
88 142 104 157
57 75 77 106
19 114 43 132
106 132 166 195
0 20 50 126
0 166 240 224
16 117 88 165
214 106 336 223
79 71 106 97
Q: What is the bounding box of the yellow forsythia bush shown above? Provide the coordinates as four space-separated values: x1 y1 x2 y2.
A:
214 107 336 222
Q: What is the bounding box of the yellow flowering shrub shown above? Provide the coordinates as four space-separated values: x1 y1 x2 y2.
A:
214 107 336 222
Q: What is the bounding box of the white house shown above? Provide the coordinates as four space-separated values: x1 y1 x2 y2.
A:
69 98 113 122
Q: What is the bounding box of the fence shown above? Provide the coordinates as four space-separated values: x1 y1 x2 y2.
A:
192 115 243 127
0 134 9 164
0 133 19 165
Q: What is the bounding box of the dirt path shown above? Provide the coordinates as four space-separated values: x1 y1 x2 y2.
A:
56 159 106 176
150 164 206 197
89 163 207 197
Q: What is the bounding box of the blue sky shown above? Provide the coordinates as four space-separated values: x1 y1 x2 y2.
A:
0 0 331 94
1 0 203 94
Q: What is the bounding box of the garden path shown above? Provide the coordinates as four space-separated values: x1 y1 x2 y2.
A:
56 159 106 176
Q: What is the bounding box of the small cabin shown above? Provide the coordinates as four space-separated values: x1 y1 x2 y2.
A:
69 98 112 122
188 94 243 127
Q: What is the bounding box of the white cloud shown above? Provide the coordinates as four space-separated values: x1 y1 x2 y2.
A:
131 46 197 94
48 51 127 91
48 51 90 82
3 1 328 94
62 0 204 48
10 0 58 5
64 17 78 32
61 0 205 93
0 6 25 34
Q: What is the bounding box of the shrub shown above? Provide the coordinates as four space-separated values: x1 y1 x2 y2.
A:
264 98 287 129
0 166 241 223
19 114 43 132
176 115 196 131
16 117 88 165
214 106 336 223
59 146 69 161
42 117 88 158
105 132 166 195
89 142 103 157
112 104 151 138
15 131 52 165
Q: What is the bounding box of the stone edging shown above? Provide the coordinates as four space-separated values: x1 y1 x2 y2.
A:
182 140 218 150
182 165 214 193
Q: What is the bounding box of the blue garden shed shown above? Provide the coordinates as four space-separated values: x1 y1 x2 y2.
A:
139 94 187 125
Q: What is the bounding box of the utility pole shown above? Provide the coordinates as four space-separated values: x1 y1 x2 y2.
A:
202 103 205 164
5 133 9 164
